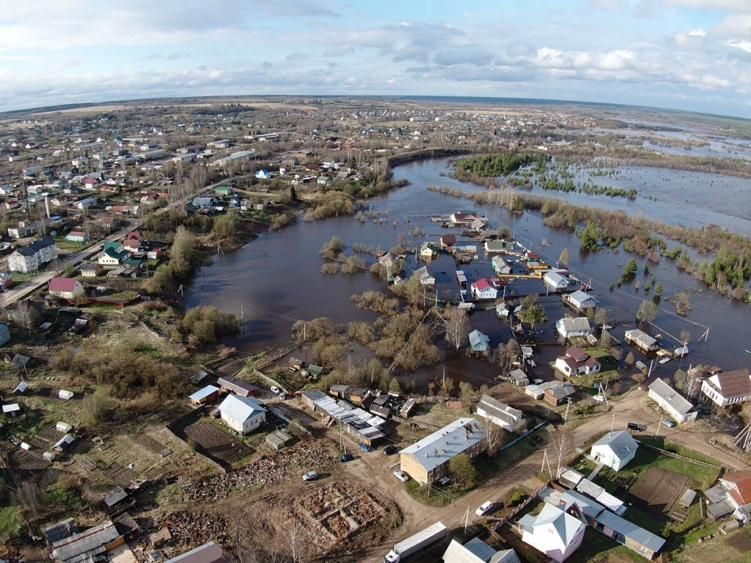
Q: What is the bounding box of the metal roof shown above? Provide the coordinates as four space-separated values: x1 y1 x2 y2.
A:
217 395 265 423
401 418 485 473
166 541 226 563
648 378 694 416
189 385 219 402
593 509 665 553
591 431 638 463
476 395 523 429
51 519 121 562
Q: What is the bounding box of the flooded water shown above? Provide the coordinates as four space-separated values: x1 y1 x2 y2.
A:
187 158 751 389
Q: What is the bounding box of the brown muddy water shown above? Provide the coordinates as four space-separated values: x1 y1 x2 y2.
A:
186 158 751 390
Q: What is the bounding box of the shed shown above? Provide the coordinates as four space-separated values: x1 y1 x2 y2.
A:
468 329 490 353
189 385 220 406
265 430 293 450
216 376 257 397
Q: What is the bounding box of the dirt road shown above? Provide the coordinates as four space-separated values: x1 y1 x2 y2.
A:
352 387 748 562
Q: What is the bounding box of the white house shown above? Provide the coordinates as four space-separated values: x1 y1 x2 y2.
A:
590 431 638 471
648 378 697 424
555 347 601 377
8 236 58 273
556 317 592 339
492 255 512 275
48 278 85 300
544 270 569 290
518 503 585 562
443 538 520 563
563 290 596 311
701 369 751 407
414 266 435 286
471 278 497 300
218 395 267 435
475 395 525 432
98 247 130 267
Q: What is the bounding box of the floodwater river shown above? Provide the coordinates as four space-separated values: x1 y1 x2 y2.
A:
186 158 751 389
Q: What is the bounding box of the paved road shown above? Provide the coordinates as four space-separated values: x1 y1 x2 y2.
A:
0 175 248 309
354 387 748 562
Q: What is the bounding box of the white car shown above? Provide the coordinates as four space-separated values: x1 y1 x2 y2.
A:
270 386 280 394
393 470 410 482
475 501 496 517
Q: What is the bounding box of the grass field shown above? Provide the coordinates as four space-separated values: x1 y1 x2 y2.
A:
0 507 20 541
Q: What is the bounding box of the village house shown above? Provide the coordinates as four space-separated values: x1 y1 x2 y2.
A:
192 196 218 209
48 278 85 300
301 389 386 446
648 378 697 424
439 234 456 250
80 263 100 278
399 418 485 485
65 229 89 243
98 246 130 268
625 329 659 354
704 470 751 524
49 519 124 563
485 239 513 253
8 236 58 273
218 394 266 435
468 329 491 354
701 368 751 407
443 538 520 563
541 489 665 560
562 290 596 311
556 317 592 340
544 382 576 406
8 221 35 239
492 255 512 275
471 278 497 300
590 431 638 471
543 270 570 290
449 211 479 226
414 266 435 286
555 347 601 377
518 503 585 562
475 395 525 432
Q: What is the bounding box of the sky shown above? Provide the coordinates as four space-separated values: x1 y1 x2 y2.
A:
2 0 751 117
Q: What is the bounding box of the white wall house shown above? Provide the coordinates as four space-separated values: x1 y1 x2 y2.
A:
471 279 497 300
48 278 85 300
590 431 638 471
556 317 592 339
8 236 58 273
701 369 751 407
519 504 585 562
475 395 525 432
648 378 697 424
218 395 266 434
544 270 569 290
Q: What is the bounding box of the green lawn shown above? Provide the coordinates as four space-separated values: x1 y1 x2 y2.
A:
0 506 21 541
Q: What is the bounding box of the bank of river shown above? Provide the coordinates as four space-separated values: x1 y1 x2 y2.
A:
186 158 751 389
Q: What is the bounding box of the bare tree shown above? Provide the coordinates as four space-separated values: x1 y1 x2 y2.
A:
444 306 469 351
549 426 574 479
483 419 505 457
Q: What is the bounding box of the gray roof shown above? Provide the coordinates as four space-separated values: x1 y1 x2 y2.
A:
557 317 592 334
519 503 584 550
469 330 490 349
401 418 485 473
166 541 226 563
625 329 657 349
51 519 121 562
648 378 694 416
218 395 266 423
567 290 595 307
476 395 523 429
443 537 517 563
593 509 666 553
591 431 638 462
190 385 219 402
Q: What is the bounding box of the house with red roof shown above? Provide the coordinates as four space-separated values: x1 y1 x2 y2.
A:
555 347 601 377
701 368 751 407
470 278 498 300
48 277 85 300
708 471 751 523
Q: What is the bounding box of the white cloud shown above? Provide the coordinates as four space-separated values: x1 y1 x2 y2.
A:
666 0 751 11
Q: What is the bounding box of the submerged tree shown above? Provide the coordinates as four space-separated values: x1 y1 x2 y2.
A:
444 306 469 351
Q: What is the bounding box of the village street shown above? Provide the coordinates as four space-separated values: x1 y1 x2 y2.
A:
349 386 749 562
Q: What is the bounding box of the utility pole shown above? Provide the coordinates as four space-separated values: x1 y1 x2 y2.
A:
655 415 663 437
564 399 571 423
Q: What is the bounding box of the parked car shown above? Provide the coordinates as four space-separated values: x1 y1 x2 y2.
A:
339 453 354 463
302 471 319 482
627 422 647 432
436 476 452 487
383 445 398 456
359 443 374 452
661 419 676 428
393 470 409 482
270 386 280 394
475 501 499 517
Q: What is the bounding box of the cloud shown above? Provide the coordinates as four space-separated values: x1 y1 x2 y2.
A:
665 0 751 11
433 46 494 66
590 0 627 11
